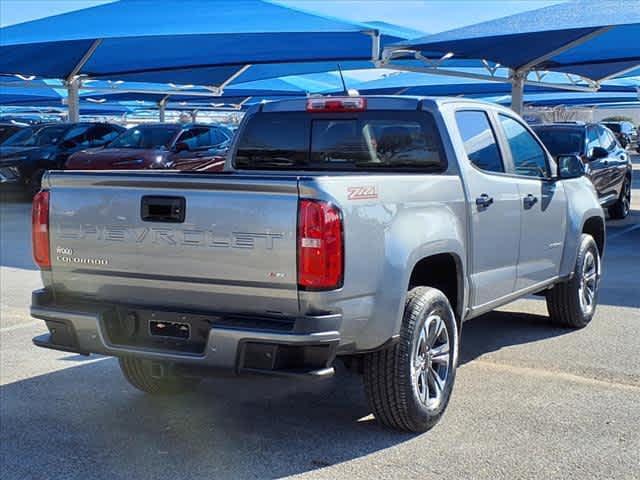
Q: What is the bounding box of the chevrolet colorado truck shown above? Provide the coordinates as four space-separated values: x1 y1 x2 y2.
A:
31 96 605 432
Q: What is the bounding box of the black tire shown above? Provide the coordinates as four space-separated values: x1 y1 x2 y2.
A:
28 169 45 198
608 176 631 220
546 234 600 328
118 356 200 395
363 287 458 433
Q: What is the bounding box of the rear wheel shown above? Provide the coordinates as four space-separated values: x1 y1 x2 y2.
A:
363 287 458 432
119 356 201 395
546 234 600 328
608 176 631 220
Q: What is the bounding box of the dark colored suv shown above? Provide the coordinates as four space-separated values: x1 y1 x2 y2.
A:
0 122 124 196
65 123 232 172
601 121 638 151
533 122 632 219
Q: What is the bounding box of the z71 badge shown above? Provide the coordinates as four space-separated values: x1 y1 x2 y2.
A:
347 185 378 200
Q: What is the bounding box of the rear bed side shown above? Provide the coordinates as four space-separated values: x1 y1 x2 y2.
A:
297 174 467 353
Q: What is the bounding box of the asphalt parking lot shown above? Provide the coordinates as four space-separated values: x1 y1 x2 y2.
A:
1 158 639 480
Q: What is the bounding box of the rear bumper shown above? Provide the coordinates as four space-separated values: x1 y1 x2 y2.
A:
31 289 340 378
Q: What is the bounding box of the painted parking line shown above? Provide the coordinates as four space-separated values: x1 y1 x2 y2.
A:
608 223 640 241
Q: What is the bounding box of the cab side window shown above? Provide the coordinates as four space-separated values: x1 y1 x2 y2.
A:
62 125 92 148
88 125 121 145
455 111 504 173
499 115 549 178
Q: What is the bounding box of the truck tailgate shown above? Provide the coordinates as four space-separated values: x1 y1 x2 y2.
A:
46 171 300 315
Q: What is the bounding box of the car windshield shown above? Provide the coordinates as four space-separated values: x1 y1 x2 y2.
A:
3 125 69 147
108 126 180 149
0 125 21 144
533 128 585 157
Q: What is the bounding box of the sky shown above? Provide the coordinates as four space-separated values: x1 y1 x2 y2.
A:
1 0 565 32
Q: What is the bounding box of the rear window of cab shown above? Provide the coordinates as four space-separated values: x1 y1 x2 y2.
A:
234 111 446 172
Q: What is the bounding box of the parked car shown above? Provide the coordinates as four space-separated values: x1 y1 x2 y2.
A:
533 122 632 219
0 122 124 196
31 96 605 433
65 123 232 172
0 123 25 145
601 121 638 150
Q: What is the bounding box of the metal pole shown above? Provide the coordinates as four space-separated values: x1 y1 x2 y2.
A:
67 78 80 123
511 70 526 115
158 97 168 123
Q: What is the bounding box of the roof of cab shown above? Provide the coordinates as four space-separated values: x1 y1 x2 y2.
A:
254 95 507 114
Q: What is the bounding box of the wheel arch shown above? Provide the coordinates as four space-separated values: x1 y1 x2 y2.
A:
407 252 465 331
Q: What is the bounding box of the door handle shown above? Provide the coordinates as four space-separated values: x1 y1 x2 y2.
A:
475 194 494 209
523 194 538 209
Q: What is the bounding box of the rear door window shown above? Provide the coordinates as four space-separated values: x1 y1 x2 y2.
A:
235 111 445 171
455 111 504 173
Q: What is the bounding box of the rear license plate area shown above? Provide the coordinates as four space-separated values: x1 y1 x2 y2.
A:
105 308 214 354
149 320 190 339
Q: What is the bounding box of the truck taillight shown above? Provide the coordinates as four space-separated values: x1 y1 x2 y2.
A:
297 199 343 290
32 190 51 270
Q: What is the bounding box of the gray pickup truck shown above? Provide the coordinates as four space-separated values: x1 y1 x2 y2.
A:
31 96 605 432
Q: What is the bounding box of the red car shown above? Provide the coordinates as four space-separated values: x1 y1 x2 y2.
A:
65 123 232 172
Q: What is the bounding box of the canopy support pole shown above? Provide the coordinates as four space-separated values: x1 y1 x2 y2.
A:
518 27 612 72
191 110 198 123
158 95 169 122
511 70 526 114
365 30 381 61
596 62 640 82
204 64 253 95
65 39 102 123
66 78 81 123
377 60 597 92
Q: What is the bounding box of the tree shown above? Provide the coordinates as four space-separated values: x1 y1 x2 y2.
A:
601 116 635 123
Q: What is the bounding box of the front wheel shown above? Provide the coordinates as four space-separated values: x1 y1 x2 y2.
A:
546 234 601 328
363 287 458 432
608 176 631 220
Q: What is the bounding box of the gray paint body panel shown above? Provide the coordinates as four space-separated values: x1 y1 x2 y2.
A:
36 96 604 363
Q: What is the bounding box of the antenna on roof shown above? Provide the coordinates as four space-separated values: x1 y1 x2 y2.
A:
337 64 349 96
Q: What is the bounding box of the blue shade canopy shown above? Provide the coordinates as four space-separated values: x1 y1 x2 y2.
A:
0 76 66 105
386 0 640 81
0 0 392 84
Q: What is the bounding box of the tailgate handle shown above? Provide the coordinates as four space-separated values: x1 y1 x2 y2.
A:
141 196 185 223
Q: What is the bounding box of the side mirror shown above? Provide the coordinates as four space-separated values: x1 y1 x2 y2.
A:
588 146 608 161
557 154 586 179
174 141 189 152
